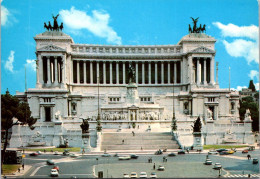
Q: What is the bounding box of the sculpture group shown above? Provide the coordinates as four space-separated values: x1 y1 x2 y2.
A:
44 14 63 31
189 17 206 33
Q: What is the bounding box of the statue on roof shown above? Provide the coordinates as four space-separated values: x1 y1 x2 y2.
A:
128 62 136 83
44 14 63 31
189 17 206 34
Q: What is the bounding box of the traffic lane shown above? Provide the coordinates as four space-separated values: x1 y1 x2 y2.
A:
233 150 260 159
26 153 69 159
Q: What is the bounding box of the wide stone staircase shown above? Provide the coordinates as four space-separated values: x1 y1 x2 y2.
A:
101 132 179 151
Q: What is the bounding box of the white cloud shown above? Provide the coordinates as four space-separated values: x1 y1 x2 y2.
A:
235 86 247 91
5 50 15 72
213 22 259 64
25 59 36 72
255 83 259 91
248 70 259 80
59 7 122 45
1 4 10 26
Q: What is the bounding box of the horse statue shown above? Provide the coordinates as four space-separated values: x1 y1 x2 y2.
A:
188 24 192 33
52 14 59 31
190 17 199 33
201 24 206 33
44 22 49 31
128 62 136 83
60 22 63 31
48 21 53 31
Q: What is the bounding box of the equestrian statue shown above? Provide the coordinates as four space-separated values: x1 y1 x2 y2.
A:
44 14 63 31
188 17 206 34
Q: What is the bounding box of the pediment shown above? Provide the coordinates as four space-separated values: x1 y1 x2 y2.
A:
190 46 215 54
37 45 66 52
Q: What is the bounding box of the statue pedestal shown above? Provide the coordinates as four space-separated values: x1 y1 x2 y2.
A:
53 121 63 147
81 133 92 153
126 83 139 105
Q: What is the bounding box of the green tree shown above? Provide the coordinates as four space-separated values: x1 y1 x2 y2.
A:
248 80 256 92
192 117 202 133
1 90 36 170
239 96 259 132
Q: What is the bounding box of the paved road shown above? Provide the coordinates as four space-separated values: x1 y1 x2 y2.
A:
18 151 259 178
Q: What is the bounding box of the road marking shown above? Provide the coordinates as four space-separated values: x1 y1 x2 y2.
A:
34 174 93 176
30 165 45 176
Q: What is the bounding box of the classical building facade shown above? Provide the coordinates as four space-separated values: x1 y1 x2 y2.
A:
10 31 254 149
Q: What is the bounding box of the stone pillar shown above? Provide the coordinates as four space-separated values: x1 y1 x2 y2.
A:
103 61 106 84
54 56 58 85
77 60 80 84
168 62 170 84
37 54 43 87
155 62 158 84
216 61 219 85
142 62 145 84
135 62 138 84
148 61 151 84
203 58 207 85
97 61 99 82
110 61 113 84
123 62 126 84
61 55 65 87
188 56 193 84
116 61 119 84
210 56 215 84
197 58 201 85
174 62 177 84
47 56 51 84
161 62 164 84
90 61 93 84
180 60 183 84
83 61 86 83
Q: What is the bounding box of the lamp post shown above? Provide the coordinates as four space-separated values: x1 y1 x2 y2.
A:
171 76 176 132
96 76 102 131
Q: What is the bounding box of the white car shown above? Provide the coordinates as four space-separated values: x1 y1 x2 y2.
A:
36 151 42 155
208 150 218 155
140 172 147 178
130 172 138 178
158 165 165 171
118 155 131 160
204 159 213 165
50 169 59 177
70 153 78 158
123 174 130 178
213 163 222 169
54 151 59 155
150 172 157 178
102 153 111 157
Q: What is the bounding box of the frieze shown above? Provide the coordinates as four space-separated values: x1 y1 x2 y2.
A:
189 46 215 54
37 44 66 52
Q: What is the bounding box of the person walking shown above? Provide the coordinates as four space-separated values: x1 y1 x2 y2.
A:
153 163 156 170
247 154 251 160
22 163 24 170
18 168 20 173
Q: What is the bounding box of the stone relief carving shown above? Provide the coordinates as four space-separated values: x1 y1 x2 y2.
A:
207 108 213 120
38 45 65 52
191 46 215 53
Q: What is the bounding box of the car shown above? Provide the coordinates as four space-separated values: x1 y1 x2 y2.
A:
140 172 147 178
213 163 222 169
70 153 78 158
204 159 212 165
54 151 59 155
130 172 138 178
118 155 131 160
130 154 139 159
248 146 255 151
29 152 39 156
216 148 228 153
168 152 176 156
227 150 235 154
150 172 157 178
219 151 229 155
50 169 59 177
102 153 111 157
253 158 258 164
155 150 163 155
158 165 165 171
123 173 130 178
208 150 218 155
36 151 42 155
242 149 249 153
52 166 60 172
47 159 55 165
178 150 186 154
114 153 119 157
63 151 70 156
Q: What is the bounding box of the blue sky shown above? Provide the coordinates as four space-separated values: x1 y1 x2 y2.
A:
1 0 259 94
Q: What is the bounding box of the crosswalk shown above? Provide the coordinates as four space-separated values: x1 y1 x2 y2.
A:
224 174 260 178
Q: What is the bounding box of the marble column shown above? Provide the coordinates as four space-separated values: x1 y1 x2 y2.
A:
174 62 177 84
54 56 58 85
155 62 158 84
188 56 193 84
77 60 80 84
123 62 126 84
180 60 183 84
203 58 207 85
103 61 106 84
47 56 51 84
142 62 145 84
210 56 215 84
116 61 119 84
37 54 42 87
161 62 164 84
197 58 201 85
83 61 86 83
110 61 113 84
97 61 99 82
61 55 65 86
148 61 151 84
90 61 93 84
168 62 170 84
135 62 138 84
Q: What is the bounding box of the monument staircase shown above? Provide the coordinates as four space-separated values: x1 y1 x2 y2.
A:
101 132 179 151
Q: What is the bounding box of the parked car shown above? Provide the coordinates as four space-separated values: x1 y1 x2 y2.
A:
130 172 138 178
36 151 42 155
208 150 218 155
47 159 55 165
118 155 131 160
178 150 186 154
248 146 255 151
158 165 165 171
114 153 119 157
52 166 60 172
168 152 177 157
50 169 59 177
130 154 139 159
242 149 249 153
155 149 163 155
253 158 258 164
216 148 228 153
204 159 212 165
140 172 147 178
123 174 130 178
54 151 59 155
29 152 39 156
102 153 111 157
213 163 222 169
63 150 70 156
150 172 157 178
70 153 78 158
227 150 235 154
219 151 229 155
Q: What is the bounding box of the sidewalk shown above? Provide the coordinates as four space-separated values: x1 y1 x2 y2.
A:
2 165 32 178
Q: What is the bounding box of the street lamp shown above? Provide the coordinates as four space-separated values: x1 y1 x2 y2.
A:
96 76 102 131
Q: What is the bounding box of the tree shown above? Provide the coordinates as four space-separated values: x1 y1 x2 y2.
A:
1 90 36 170
192 117 202 133
248 80 256 92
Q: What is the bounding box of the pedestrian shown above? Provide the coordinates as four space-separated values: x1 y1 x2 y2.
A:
187 148 189 154
22 163 24 170
122 139 124 144
153 163 155 170
248 174 251 178
206 155 209 159
163 156 165 162
18 168 20 173
141 147 143 150
166 158 167 162
247 154 251 160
